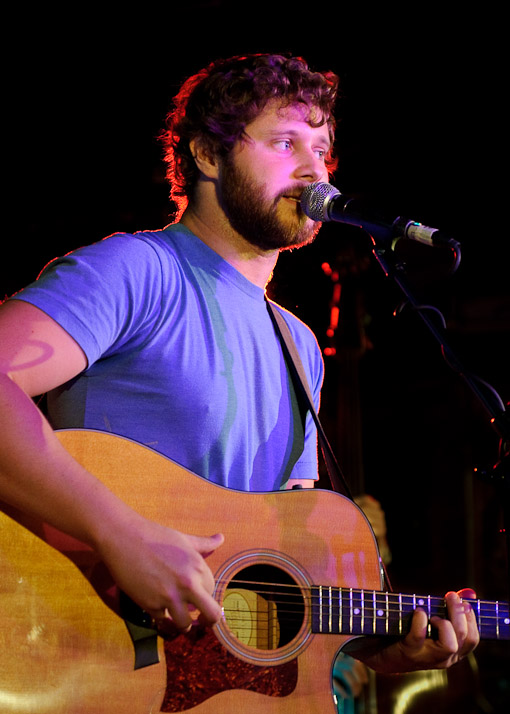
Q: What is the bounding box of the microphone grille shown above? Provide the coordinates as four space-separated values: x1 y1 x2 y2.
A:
300 182 340 222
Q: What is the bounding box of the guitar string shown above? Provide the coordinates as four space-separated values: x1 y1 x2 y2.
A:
219 577 506 613
217 580 507 626
221 575 508 607
222 598 506 619
217 608 506 639
221 596 506 619
219 606 505 626
219 604 507 635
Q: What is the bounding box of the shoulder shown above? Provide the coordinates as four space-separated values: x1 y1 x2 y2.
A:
267 298 324 384
69 227 181 269
19 227 188 300
268 299 321 351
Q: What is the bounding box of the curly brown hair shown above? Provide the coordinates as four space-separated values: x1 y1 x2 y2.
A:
160 54 339 217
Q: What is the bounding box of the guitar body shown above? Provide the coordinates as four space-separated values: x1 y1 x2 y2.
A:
0 429 382 714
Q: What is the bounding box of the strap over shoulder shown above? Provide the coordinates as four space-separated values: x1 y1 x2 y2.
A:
265 298 353 500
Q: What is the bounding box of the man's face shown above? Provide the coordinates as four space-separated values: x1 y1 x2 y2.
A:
217 101 332 251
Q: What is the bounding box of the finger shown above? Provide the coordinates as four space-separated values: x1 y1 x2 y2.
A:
406 608 429 648
190 532 225 557
190 587 223 626
167 565 221 627
445 591 468 638
429 615 458 658
164 594 196 632
145 606 191 634
456 590 480 654
434 591 470 656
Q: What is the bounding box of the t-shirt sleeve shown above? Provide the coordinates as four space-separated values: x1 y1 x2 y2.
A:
11 233 166 368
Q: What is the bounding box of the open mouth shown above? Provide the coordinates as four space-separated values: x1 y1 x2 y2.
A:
281 195 308 220
280 195 303 210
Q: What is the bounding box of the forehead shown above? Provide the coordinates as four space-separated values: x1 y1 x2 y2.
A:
245 100 332 145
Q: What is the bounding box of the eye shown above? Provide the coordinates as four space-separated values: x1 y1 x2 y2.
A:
273 139 293 152
314 148 327 160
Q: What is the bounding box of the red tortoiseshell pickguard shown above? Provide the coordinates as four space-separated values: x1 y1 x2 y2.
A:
161 627 297 712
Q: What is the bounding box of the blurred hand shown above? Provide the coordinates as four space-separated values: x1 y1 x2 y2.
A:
354 494 392 565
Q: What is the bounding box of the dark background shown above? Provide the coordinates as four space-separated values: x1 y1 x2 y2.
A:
4 4 509 710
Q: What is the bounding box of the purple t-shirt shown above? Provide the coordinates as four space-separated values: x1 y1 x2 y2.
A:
14 223 323 491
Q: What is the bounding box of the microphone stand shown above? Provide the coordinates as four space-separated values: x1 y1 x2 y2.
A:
366 227 510 597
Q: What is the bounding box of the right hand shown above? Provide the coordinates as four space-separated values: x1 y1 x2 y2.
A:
97 515 224 631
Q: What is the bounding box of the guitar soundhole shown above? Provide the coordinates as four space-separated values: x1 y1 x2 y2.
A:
223 563 304 650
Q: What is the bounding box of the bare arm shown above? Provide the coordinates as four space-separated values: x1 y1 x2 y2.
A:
285 478 315 489
0 299 223 629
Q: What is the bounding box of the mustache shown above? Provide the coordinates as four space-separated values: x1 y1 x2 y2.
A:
277 184 310 201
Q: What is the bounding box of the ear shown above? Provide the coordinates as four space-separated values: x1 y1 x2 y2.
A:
190 138 219 179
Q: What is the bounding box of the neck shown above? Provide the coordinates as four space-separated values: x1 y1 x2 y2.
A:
180 205 279 289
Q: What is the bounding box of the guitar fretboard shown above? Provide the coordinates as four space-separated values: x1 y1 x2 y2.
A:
310 587 510 640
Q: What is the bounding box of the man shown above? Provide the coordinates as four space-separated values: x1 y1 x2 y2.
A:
0 53 478 681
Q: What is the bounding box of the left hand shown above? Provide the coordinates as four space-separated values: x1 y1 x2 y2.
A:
359 588 480 673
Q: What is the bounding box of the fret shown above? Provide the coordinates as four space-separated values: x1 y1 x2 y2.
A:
385 591 389 635
473 599 510 640
310 585 321 633
398 593 403 635
373 591 391 636
349 589 363 635
372 591 376 635
364 590 385 636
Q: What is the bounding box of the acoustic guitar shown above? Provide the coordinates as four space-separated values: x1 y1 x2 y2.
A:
1 429 507 713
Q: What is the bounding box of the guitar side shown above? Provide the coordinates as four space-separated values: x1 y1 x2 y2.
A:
0 429 382 713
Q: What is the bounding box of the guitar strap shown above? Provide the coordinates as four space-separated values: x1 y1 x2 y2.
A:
268 299 395 592
266 298 354 500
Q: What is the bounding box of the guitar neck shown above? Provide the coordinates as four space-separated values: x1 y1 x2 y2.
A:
311 587 510 641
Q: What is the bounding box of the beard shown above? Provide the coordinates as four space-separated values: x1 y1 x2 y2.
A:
217 156 322 252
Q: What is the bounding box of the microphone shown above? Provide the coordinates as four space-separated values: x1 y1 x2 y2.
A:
300 182 457 248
